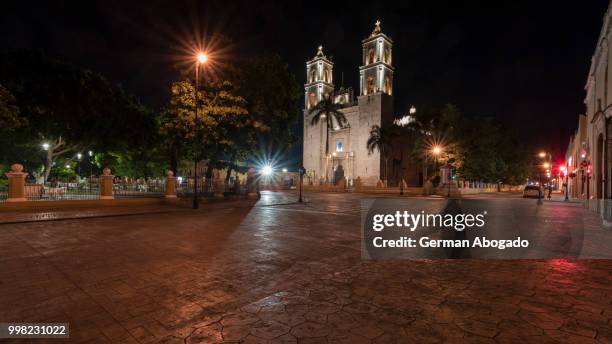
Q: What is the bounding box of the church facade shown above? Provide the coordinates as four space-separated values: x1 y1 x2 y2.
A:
303 21 394 186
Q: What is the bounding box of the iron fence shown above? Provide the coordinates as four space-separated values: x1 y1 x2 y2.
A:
113 179 166 198
177 178 248 198
0 184 7 202
25 180 101 201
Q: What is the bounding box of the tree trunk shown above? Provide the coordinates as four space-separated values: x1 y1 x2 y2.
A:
325 117 330 183
225 164 233 184
43 148 53 183
169 144 178 176
385 157 389 185
205 164 214 193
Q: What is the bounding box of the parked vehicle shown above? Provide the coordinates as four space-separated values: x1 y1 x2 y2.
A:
523 185 541 198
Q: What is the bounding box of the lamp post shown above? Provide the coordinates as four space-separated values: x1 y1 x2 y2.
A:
537 152 551 205
88 150 93 178
431 145 443 192
76 153 82 177
447 164 452 198
192 52 208 210
432 145 442 181
299 166 305 203
561 165 569 201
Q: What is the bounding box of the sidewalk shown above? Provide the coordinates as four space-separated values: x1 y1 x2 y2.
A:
0 191 307 225
0 197 250 225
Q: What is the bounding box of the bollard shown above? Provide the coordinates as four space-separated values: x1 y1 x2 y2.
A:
165 170 177 198
5 163 27 202
100 167 114 200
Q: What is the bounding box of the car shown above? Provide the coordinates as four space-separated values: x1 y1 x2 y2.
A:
523 185 541 198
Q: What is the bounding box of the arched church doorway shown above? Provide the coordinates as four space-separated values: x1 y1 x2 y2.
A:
334 164 345 185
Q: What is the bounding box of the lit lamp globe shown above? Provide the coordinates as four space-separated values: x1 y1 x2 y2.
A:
262 165 273 176
197 52 208 64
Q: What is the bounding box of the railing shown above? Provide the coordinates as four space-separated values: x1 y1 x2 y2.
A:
113 179 165 198
25 180 101 201
19 178 169 201
0 184 7 202
177 178 248 198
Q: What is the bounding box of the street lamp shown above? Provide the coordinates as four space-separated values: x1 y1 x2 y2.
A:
431 145 442 184
76 153 82 176
409 105 416 115
537 151 551 205
192 51 209 210
298 166 305 203
87 151 94 178
560 165 569 201
432 146 442 156
262 165 273 176
42 143 50 151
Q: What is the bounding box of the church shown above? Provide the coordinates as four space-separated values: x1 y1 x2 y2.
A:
303 20 395 186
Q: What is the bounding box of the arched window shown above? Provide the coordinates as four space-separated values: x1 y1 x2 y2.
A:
308 92 317 108
368 49 375 64
367 76 375 94
385 47 391 64
384 75 391 95
310 69 316 83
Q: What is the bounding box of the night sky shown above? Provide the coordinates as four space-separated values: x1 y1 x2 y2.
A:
1 1 609 160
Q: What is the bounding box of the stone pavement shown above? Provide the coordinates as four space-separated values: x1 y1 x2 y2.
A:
0 192 610 343
0 193 302 224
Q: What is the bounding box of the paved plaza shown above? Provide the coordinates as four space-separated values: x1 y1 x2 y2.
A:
0 192 611 343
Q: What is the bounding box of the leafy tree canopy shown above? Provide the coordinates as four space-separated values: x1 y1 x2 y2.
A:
0 51 156 179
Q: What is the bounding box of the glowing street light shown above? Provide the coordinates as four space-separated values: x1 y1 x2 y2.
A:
88 150 93 157
197 52 208 64
262 165 273 176
432 146 442 156
42 143 50 151
77 153 82 160
282 168 288 173
409 105 416 114
543 162 550 169
539 152 546 158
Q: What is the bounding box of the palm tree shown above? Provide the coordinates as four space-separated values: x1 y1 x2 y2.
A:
309 94 347 182
367 124 396 184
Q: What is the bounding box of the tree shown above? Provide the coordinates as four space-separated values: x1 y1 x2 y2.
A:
231 53 300 147
0 84 24 131
0 52 155 182
367 124 396 183
310 95 347 162
400 104 531 186
309 94 347 182
160 79 248 181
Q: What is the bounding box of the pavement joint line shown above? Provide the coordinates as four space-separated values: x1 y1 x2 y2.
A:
0 199 310 225
0 208 190 226
259 205 358 217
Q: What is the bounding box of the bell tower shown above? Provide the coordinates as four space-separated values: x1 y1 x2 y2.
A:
305 46 334 109
359 20 394 96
